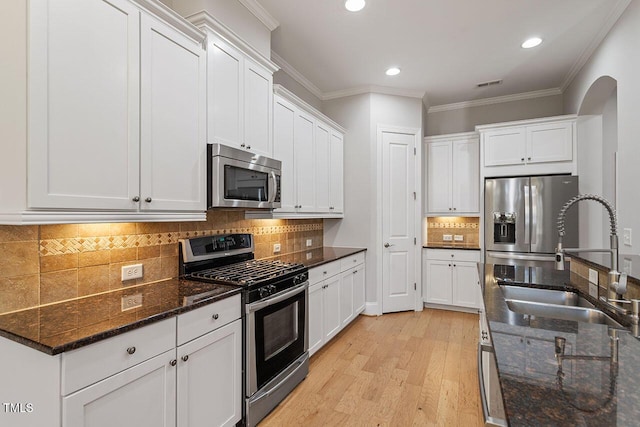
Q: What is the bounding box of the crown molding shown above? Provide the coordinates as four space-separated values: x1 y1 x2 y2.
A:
560 0 631 91
273 85 347 133
323 85 425 101
186 11 279 73
237 0 280 31
133 0 205 42
427 87 563 113
270 51 324 99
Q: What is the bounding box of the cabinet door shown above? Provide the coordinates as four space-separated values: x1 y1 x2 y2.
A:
323 275 342 341
206 33 243 149
329 131 344 213
452 138 479 213
294 111 316 212
452 261 480 309
340 269 355 327
244 59 273 156
526 121 573 164
63 350 176 427
353 264 366 315
29 0 140 210
424 259 453 305
140 14 206 211
483 128 526 166
177 319 242 427
273 96 297 212
314 122 331 213
426 141 452 213
308 283 324 356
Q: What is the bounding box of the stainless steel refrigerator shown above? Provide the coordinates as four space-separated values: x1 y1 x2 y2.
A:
485 175 579 267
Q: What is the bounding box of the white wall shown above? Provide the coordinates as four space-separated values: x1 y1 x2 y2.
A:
577 115 604 249
563 0 639 256
426 94 563 136
170 0 271 57
323 93 422 308
273 70 323 111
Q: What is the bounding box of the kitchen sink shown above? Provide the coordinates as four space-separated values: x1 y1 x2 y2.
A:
499 285 624 328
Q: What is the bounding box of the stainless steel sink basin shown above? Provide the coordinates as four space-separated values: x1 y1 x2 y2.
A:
499 285 623 328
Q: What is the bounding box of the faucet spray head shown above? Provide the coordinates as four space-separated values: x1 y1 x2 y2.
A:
555 239 565 271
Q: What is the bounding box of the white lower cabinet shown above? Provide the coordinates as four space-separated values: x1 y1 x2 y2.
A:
423 249 481 310
308 252 366 356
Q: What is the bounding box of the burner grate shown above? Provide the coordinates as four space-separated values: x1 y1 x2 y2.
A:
190 259 304 286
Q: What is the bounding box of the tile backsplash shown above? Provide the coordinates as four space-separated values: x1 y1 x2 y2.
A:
426 216 480 246
0 211 322 315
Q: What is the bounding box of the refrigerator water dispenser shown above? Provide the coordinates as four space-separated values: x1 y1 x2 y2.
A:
493 212 516 244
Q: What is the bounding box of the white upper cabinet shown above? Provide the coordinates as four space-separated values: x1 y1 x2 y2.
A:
271 86 346 218
3 0 207 224
425 132 479 215
196 16 277 158
478 115 576 177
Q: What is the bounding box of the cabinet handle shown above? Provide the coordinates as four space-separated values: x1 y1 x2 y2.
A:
126 346 136 355
132 196 140 202
212 313 219 320
145 197 152 203
170 359 177 366
182 355 189 362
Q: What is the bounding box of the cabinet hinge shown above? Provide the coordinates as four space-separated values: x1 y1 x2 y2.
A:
414 283 417 291
413 192 416 200
414 237 417 245
414 147 417 155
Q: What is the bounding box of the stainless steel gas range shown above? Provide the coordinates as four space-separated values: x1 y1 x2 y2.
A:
179 233 309 427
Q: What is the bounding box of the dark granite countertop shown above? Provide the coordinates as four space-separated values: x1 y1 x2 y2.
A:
264 246 366 269
0 279 241 355
568 251 640 282
423 243 481 250
481 263 640 426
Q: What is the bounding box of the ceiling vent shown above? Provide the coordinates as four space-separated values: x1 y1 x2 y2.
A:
476 79 503 88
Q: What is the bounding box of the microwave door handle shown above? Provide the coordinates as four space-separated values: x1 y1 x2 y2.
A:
268 171 277 203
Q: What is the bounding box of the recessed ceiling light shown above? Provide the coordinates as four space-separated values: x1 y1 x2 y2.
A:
385 67 401 76
521 37 542 49
345 0 365 12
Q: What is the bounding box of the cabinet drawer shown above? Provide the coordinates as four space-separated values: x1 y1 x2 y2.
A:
177 294 241 346
62 318 176 395
425 249 480 263
340 252 365 270
309 261 341 285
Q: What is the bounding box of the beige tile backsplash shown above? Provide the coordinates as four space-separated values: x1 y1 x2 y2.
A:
426 216 480 246
0 211 323 315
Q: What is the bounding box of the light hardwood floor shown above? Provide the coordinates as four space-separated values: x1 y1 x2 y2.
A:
260 309 484 426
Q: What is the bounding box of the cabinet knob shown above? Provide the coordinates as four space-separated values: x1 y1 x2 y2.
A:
453 207 456 211
241 143 246 148
448 264 452 267
132 196 140 202
521 158 525 162
527 157 531 161
126 346 136 355
212 313 219 320
145 197 152 203
453 264 457 267
449 207 452 211
182 355 189 362
170 359 177 366
247 145 251 150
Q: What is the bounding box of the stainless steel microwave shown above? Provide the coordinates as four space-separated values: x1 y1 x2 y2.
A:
208 143 281 209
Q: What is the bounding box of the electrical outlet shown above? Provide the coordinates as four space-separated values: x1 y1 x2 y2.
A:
121 293 143 311
623 258 632 275
588 268 598 285
623 228 632 246
121 264 143 281
454 235 464 242
589 283 598 298
443 234 453 241
273 243 281 253
306 239 313 247
306 252 313 260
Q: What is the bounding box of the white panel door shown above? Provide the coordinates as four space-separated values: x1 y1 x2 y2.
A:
323 275 342 341
483 128 526 166
273 96 297 212
140 14 206 212
340 269 354 327
526 122 573 164
29 0 140 210
452 262 481 309
426 141 452 213
243 59 273 156
314 122 331 213
206 33 243 149
308 283 324 356
382 131 417 313
424 259 453 305
329 131 344 213
452 138 479 213
63 351 176 427
177 319 242 427
294 112 316 212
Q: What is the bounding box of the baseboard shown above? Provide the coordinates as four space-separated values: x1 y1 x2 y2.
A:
363 302 381 316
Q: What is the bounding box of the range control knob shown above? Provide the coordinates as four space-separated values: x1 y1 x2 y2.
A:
269 285 277 293
259 288 270 299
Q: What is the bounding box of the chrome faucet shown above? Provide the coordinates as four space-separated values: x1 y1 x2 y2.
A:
554 194 627 300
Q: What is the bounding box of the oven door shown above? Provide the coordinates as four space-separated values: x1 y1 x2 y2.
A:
478 343 508 426
247 282 308 396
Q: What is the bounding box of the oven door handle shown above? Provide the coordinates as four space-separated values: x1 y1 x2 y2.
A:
247 282 308 314
478 343 508 427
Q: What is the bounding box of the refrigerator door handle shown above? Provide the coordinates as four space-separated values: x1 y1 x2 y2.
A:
530 185 537 245
524 185 530 245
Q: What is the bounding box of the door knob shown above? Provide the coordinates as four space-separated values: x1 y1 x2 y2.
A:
384 243 394 248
